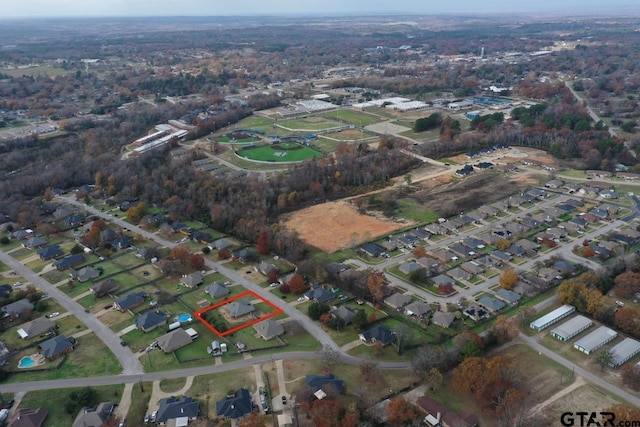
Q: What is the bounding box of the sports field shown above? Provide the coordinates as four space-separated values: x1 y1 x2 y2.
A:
218 136 261 143
237 142 323 162
322 128 377 141
280 116 342 131
325 109 381 126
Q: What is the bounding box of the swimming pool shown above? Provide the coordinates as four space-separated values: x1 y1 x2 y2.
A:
178 313 192 323
18 356 35 369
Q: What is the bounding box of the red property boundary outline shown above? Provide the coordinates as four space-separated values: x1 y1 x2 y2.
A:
193 290 283 337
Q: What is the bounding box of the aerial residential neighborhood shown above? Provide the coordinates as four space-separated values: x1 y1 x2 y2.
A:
1 3 640 427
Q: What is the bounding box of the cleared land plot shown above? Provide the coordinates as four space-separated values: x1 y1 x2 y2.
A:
283 200 411 253
237 142 323 162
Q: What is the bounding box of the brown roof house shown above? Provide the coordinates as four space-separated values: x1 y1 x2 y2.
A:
253 319 285 340
89 279 120 298
417 396 478 427
157 328 193 353
72 402 115 427
8 407 48 427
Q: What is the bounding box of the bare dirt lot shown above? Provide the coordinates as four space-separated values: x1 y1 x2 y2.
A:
283 200 411 253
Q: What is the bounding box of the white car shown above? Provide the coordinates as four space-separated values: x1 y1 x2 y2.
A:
48 312 60 318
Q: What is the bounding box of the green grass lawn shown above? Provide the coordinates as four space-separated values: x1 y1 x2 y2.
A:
324 109 381 126
188 367 255 419
4 334 121 383
396 199 439 222
128 382 153 425
19 384 124 427
280 116 342 131
237 143 323 162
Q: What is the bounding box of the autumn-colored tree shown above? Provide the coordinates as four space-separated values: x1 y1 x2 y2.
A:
499 268 518 289
368 313 377 323
359 358 379 383
621 363 640 390
557 277 604 317
319 312 331 324
491 315 520 340
496 239 511 251
373 341 383 356
267 269 278 284
279 283 291 294
438 282 455 295
238 413 266 427
289 274 306 295
583 247 596 258
169 245 191 264
82 227 101 249
218 248 231 260
189 254 205 271
614 307 640 336
257 231 269 255
412 246 427 258
126 202 148 224
453 330 484 360
386 397 418 427
604 404 640 424
367 271 386 302
613 271 640 299
342 404 361 427
310 399 342 427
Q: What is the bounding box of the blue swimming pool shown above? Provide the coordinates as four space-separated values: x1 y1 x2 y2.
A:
178 313 192 323
18 356 35 369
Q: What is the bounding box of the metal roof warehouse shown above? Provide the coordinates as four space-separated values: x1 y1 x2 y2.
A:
608 338 640 368
530 305 575 332
573 326 617 355
550 315 593 342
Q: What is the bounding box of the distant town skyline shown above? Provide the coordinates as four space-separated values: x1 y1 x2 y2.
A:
3 0 639 18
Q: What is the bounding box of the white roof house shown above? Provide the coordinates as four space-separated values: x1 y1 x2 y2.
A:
550 315 593 342
573 326 617 355
530 305 575 332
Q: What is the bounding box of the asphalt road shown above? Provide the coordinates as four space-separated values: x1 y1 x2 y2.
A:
0 251 144 376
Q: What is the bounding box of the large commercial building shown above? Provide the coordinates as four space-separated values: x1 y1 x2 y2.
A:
550 315 593 342
573 326 617 355
609 338 640 368
530 305 575 332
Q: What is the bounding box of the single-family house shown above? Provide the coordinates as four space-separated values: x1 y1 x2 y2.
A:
89 279 120 298
490 250 512 263
359 325 395 346
431 275 454 286
545 179 564 189
410 228 431 240
378 240 398 252
447 267 471 281
330 306 356 325
37 245 63 261
477 296 505 313
432 311 456 328
538 268 562 283
461 237 485 250
190 230 213 244
211 238 234 251
304 374 344 395
71 402 115 427
304 287 334 303
233 249 258 263
360 242 385 257
17 317 55 339
40 335 74 360
71 266 100 282
478 205 498 217
3 298 34 318
135 247 157 260
111 236 132 250
227 299 255 318
404 301 432 318
10 229 33 240
506 245 526 257
460 261 484 275
495 289 522 305
256 261 279 277
384 293 412 309
205 282 230 299
157 328 193 353
449 243 474 258
253 319 285 340
156 396 199 425
432 250 456 263
463 304 488 321
53 254 85 271
180 272 203 289
23 236 47 250
8 407 48 427
114 291 146 312
417 396 478 427
170 221 189 233
135 311 167 333
216 389 252 419
326 263 349 276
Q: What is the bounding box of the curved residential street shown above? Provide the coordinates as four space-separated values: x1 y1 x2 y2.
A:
0 251 144 375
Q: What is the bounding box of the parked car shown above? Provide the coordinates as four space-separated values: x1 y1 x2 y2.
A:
118 419 125 427
144 414 150 423
48 312 60 318
282 396 287 405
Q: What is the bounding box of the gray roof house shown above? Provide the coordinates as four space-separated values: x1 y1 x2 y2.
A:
331 306 357 325
37 245 63 260
432 311 456 328
460 261 484 275
495 289 522 305
205 282 230 299
3 298 34 318
304 287 334 303
477 296 506 313
216 389 252 419
8 407 48 427
89 279 120 298
40 335 74 360
72 402 115 427
114 291 146 312
135 311 167 333
156 396 199 424
157 328 193 353
399 261 423 275
404 301 432 318
359 325 395 346
384 293 412 309
17 317 55 339
180 272 203 288
71 266 100 282
23 236 47 250
253 319 285 340
227 299 255 318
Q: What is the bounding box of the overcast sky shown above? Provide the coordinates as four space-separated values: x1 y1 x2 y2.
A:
3 0 639 18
